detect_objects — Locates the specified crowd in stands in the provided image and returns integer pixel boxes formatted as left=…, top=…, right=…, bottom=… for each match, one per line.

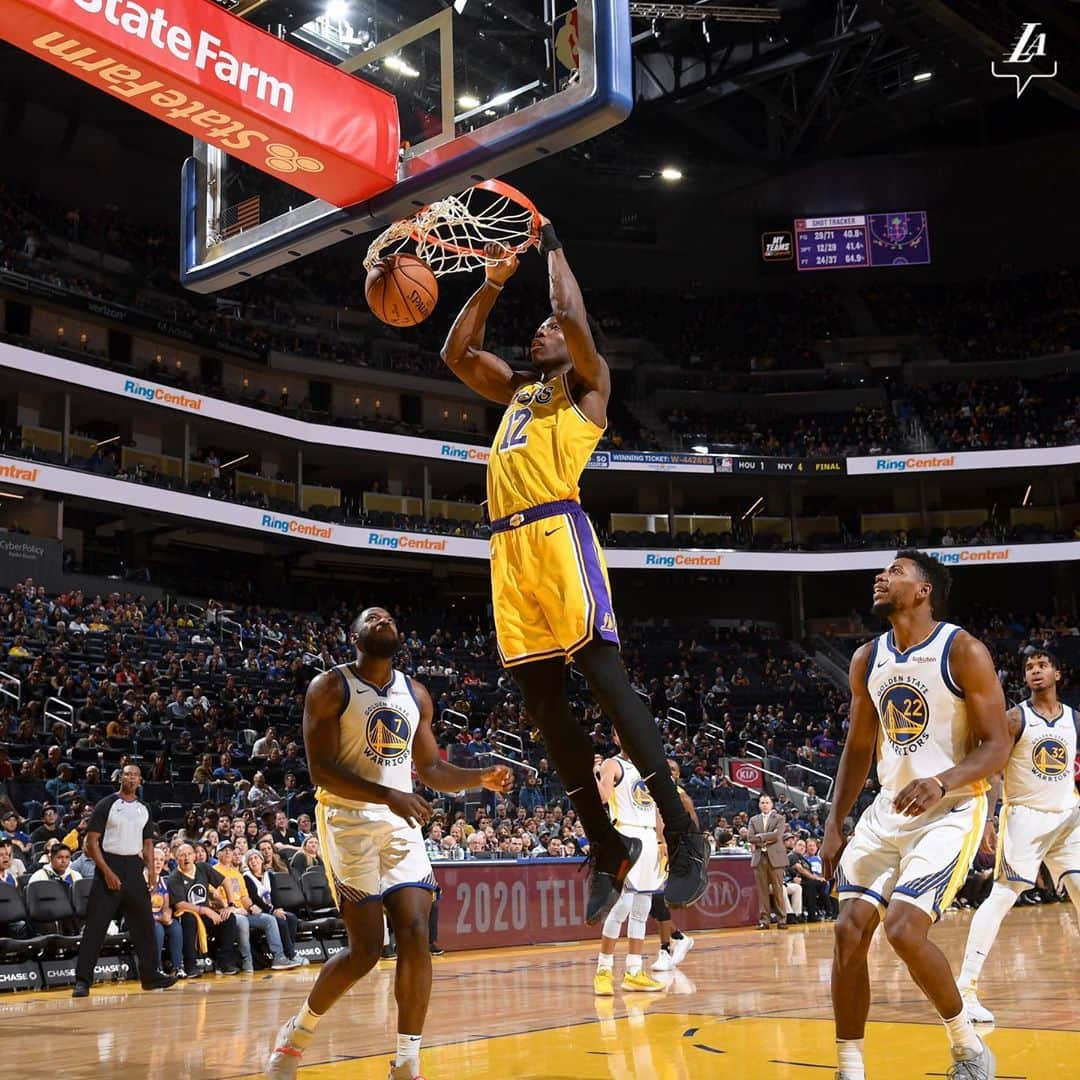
left=4, top=183, right=1079, bottom=465
left=664, top=401, right=901, bottom=457
left=863, top=267, right=1080, bottom=364
left=907, top=374, right=1080, bottom=451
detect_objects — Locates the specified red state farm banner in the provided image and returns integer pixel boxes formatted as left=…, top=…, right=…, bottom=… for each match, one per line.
left=729, top=759, right=764, bottom=790
left=3, top=0, right=400, bottom=207
left=434, top=855, right=758, bottom=951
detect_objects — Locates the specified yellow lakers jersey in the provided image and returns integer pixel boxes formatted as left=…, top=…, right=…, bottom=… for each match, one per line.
left=487, top=373, right=604, bottom=520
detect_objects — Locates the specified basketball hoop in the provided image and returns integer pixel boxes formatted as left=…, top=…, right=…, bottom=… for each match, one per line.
left=363, top=179, right=541, bottom=277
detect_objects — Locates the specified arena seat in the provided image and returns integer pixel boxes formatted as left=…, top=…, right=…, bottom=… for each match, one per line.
left=0, top=882, right=49, bottom=962
left=24, top=881, right=81, bottom=956
left=71, top=878, right=129, bottom=953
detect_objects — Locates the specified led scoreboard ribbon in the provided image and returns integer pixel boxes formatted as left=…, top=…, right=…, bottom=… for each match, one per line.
left=794, top=212, right=930, bottom=272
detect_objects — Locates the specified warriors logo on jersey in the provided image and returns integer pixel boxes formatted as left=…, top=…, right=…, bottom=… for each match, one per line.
left=878, top=678, right=931, bottom=754
left=1031, top=737, right=1070, bottom=779
left=364, top=705, right=412, bottom=767
left=630, top=779, right=655, bottom=811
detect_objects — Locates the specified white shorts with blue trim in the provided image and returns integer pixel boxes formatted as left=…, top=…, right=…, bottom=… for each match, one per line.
left=621, top=824, right=666, bottom=894
left=837, top=790, right=986, bottom=921
left=317, top=803, right=437, bottom=907
left=997, top=803, right=1080, bottom=889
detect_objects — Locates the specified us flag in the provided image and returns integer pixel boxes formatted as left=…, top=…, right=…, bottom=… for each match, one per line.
left=221, top=195, right=261, bottom=238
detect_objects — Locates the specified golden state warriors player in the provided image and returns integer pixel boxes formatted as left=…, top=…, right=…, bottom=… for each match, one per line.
left=593, top=730, right=667, bottom=995
left=266, top=607, right=512, bottom=1080
left=821, top=551, right=1011, bottom=1080
left=441, top=220, right=707, bottom=924
left=958, top=650, right=1080, bottom=1023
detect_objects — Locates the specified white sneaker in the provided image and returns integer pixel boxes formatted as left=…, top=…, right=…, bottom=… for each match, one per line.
left=265, top=1019, right=304, bottom=1079
left=947, top=1036, right=995, bottom=1080
left=962, top=991, right=995, bottom=1024
left=271, top=956, right=302, bottom=970
left=670, top=934, right=694, bottom=966
left=651, top=949, right=675, bottom=972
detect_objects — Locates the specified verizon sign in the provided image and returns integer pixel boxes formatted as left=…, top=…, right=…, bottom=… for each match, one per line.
left=2, top=0, right=400, bottom=206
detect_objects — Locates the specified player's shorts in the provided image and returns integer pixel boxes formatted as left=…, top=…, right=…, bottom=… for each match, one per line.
left=836, top=790, right=986, bottom=921
left=996, top=803, right=1080, bottom=888
left=489, top=500, right=620, bottom=667
left=316, top=803, right=437, bottom=907
left=621, top=825, right=666, bottom=894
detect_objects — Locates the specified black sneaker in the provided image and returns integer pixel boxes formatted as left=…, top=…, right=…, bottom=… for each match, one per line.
left=584, top=834, right=642, bottom=925
left=381, top=945, right=396, bottom=960
left=72, top=981, right=90, bottom=999
left=429, top=945, right=445, bottom=956
left=216, top=966, right=240, bottom=976
left=141, top=973, right=178, bottom=991
left=663, top=830, right=709, bottom=909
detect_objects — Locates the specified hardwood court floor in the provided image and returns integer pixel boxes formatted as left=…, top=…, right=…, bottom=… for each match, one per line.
left=4, top=904, right=1079, bottom=1079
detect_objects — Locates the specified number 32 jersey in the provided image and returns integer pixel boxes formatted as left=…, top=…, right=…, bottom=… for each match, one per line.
left=865, top=621, right=985, bottom=799
left=487, top=373, right=605, bottom=520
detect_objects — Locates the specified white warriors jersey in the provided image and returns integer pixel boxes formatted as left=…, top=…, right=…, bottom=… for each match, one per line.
left=608, top=755, right=658, bottom=831
left=1003, top=700, right=1079, bottom=812
left=316, top=664, right=420, bottom=816
left=866, top=621, right=985, bottom=798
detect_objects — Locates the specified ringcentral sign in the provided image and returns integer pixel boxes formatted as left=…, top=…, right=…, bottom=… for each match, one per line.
left=4, top=0, right=400, bottom=206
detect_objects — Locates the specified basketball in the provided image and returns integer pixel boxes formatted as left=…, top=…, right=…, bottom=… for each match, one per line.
left=365, top=253, right=439, bottom=327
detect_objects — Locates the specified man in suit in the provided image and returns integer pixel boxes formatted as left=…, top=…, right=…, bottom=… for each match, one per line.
left=748, top=793, right=790, bottom=929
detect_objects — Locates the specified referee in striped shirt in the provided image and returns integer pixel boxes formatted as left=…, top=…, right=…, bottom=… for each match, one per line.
left=73, top=764, right=177, bottom=997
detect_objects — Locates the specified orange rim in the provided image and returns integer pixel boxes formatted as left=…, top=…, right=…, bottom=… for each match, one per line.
left=410, top=178, right=541, bottom=258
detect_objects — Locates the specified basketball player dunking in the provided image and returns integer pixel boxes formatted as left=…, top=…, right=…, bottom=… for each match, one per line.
left=441, top=220, right=708, bottom=922
left=265, top=608, right=513, bottom=1080
left=821, top=551, right=1012, bottom=1080
left=958, top=649, right=1080, bottom=1023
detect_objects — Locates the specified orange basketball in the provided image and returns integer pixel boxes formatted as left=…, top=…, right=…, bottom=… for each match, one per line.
left=364, top=253, right=439, bottom=327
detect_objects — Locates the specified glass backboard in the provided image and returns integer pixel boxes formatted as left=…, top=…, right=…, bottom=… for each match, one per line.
left=180, top=0, right=631, bottom=292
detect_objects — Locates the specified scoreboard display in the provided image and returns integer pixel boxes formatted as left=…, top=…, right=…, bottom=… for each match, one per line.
left=793, top=211, right=930, bottom=272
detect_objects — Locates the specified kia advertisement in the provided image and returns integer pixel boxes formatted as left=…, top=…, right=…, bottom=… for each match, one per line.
left=434, top=856, right=757, bottom=951
left=729, top=760, right=764, bottom=790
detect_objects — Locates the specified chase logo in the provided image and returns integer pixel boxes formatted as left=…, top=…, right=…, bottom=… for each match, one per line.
left=1031, top=737, right=1069, bottom=779
left=364, top=706, right=412, bottom=766
left=630, top=778, right=655, bottom=811
left=879, top=682, right=930, bottom=754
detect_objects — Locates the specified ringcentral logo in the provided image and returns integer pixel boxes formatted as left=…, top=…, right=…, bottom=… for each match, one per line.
left=875, top=455, right=956, bottom=472
left=440, top=445, right=489, bottom=463
left=367, top=533, right=448, bottom=553
left=0, top=463, right=39, bottom=482
left=71, top=0, right=295, bottom=113
left=261, top=514, right=333, bottom=540
left=122, top=379, right=203, bottom=411
left=930, top=548, right=1010, bottom=564
left=644, top=553, right=723, bottom=568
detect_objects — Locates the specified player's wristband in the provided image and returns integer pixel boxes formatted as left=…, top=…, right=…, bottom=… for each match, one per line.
left=932, top=776, right=947, bottom=798
left=484, top=280, right=503, bottom=291
left=538, top=222, right=562, bottom=255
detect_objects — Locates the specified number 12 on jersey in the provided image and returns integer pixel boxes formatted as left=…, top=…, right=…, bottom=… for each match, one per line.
left=498, top=407, right=532, bottom=452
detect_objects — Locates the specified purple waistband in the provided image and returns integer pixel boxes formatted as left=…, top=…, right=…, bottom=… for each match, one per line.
left=489, top=500, right=581, bottom=534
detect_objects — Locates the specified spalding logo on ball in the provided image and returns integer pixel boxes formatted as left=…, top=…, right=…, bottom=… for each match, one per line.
left=365, top=253, right=439, bottom=327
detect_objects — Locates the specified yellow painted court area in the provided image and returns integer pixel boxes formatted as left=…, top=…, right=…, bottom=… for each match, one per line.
left=5, top=908, right=1079, bottom=1079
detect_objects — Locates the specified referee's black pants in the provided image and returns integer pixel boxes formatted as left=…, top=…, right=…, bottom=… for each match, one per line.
left=74, top=853, right=160, bottom=986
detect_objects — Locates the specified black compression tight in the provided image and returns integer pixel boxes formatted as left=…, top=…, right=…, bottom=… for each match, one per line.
left=573, top=640, right=692, bottom=837
left=511, top=640, right=693, bottom=850
left=510, top=656, right=619, bottom=847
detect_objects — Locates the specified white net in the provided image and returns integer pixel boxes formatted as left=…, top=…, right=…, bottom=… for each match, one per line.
left=363, top=180, right=538, bottom=278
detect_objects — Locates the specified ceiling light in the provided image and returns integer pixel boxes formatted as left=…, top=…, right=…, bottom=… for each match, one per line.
left=691, top=444, right=709, bottom=455
left=384, top=55, right=419, bottom=78
left=457, top=93, right=480, bottom=110
left=913, top=71, right=933, bottom=82
left=490, top=90, right=514, bottom=107
left=325, top=0, right=348, bottom=19
left=453, top=0, right=469, bottom=12
left=660, top=166, right=683, bottom=182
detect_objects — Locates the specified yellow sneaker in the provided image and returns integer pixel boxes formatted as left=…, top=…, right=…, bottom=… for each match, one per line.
left=594, top=968, right=615, bottom=996
left=621, top=969, right=665, bottom=993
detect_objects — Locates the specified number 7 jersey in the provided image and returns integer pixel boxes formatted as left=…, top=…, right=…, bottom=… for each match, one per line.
left=487, top=373, right=605, bottom=520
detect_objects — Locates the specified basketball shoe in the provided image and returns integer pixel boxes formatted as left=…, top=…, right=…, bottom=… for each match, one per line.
left=961, top=989, right=995, bottom=1024
left=663, top=831, right=709, bottom=908
left=621, top=969, right=665, bottom=993
left=388, top=1062, right=427, bottom=1080
left=946, top=1037, right=996, bottom=1080
left=265, top=1019, right=304, bottom=1079
left=584, top=835, right=642, bottom=925
left=670, top=934, right=694, bottom=966
left=594, top=968, right=615, bottom=996
left=650, top=948, right=675, bottom=972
